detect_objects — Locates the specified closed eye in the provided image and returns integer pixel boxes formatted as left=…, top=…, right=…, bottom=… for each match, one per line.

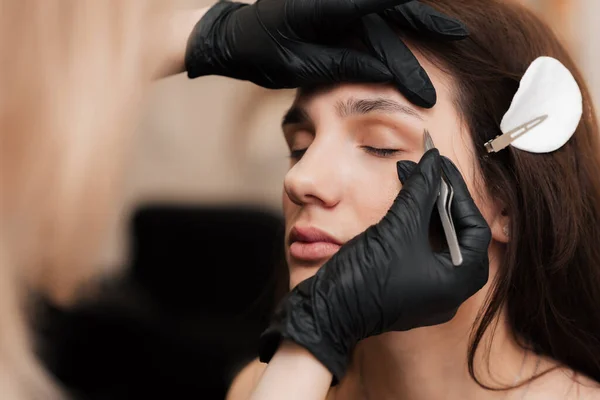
left=362, top=146, right=400, bottom=157
left=291, top=147, right=400, bottom=160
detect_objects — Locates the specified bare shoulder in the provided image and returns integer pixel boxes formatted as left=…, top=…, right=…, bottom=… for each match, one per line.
left=528, top=366, right=600, bottom=400
left=226, top=358, right=268, bottom=400
left=575, top=374, right=600, bottom=399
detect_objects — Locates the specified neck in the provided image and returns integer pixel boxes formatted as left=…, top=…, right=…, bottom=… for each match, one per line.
left=354, top=293, right=539, bottom=400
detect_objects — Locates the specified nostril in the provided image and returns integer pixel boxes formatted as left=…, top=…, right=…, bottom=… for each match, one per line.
left=286, top=191, right=304, bottom=206
left=283, top=180, right=305, bottom=206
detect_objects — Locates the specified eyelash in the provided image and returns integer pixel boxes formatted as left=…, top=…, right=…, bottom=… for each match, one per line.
left=289, top=146, right=400, bottom=160
left=362, top=146, right=400, bottom=157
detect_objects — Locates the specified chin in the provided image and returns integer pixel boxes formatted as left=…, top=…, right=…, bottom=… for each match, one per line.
left=288, top=262, right=325, bottom=289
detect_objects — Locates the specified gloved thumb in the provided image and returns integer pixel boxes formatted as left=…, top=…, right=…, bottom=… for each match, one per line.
left=396, top=160, right=418, bottom=185
left=377, top=149, right=441, bottom=240
left=394, top=149, right=441, bottom=215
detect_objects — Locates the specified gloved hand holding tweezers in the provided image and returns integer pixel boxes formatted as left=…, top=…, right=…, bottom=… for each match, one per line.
left=424, top=130, right=463, bottom=266
left=259, top=150, right=492, bottom=383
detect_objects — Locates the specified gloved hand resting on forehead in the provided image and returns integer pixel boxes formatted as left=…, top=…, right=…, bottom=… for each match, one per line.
left=258, top=150, right=492, bottom=383
left=185, top=0, right=468, bottom=108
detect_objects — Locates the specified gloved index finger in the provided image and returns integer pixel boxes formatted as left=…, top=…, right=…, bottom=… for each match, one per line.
left=359, top=14, right=436, bottom=108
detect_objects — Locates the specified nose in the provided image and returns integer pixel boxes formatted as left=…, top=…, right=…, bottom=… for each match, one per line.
left=284, top=139, right=343, bottom=208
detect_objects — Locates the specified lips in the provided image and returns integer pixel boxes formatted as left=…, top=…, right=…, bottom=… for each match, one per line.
left=288, top=226, right=342, bottom=262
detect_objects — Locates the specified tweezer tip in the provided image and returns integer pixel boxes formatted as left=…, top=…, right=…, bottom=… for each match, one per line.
left=423, top=129, right=435, bottom=151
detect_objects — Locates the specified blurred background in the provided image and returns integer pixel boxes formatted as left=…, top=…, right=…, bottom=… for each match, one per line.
left=102, top=0, right=600, bottom=269
left=42, top=1, right=599, bottom=399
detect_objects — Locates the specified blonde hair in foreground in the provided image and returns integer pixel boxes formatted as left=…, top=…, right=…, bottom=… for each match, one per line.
left=0, top=1, right=167, bottom=397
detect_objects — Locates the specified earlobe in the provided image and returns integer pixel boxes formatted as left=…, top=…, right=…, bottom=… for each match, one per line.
left=490, top=208, right=510, bottom=243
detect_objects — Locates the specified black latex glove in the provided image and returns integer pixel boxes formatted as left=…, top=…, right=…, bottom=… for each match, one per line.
left=185, top=0, right=468, bottom=108
left=359, top=4, right=468, bottom=107
left=259, top=150, right=491, bottom=382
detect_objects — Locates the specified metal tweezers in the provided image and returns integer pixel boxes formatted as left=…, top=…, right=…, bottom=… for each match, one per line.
left=423, top=130, right=463, bottom=266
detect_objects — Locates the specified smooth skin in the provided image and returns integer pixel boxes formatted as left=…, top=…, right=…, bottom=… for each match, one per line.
left=161, top=1, right=572, bottom=400
left=227, top=48, right=600, bottom=400
left=160, top=3, right=477, bottom=400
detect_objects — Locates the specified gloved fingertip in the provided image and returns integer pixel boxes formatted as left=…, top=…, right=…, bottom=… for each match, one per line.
left=419, top=148, right=442, bottom=182
left=429, top=15, right=469, bottom=39
left=390, top=2, right=469, bottom=41
left=398, top=81, right=437, bottom=108
left=417, top=87, right=437, bottom=109
left=422, top=147, right=440, bottom=164
left=396, top=160, right=418, bottom=184
left=394, top=148, right=441, bottom=222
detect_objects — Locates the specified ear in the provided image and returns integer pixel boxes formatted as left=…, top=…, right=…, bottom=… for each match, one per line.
left=489, top=206, right=510, bottom=244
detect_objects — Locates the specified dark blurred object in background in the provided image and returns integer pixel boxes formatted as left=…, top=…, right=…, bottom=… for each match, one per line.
left=36, top=205, right=286, bottom=400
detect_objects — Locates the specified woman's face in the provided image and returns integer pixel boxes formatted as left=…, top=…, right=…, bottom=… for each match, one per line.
left=281, top=56, right=497, bottom=288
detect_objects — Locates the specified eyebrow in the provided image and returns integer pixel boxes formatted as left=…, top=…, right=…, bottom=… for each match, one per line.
left=336, top=97, right=424, bottom=121
left=281, top=96, right=424, bottom=128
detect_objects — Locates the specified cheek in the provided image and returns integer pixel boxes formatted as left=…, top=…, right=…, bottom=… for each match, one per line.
left=355, top=165, right=402, bottom=227
left=280, top=165, right=400, bottom=225
left=468, top=181, right=494, bottom=222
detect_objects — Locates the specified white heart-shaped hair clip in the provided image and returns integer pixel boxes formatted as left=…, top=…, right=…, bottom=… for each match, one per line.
left=484, top=56, right=583, bottom=153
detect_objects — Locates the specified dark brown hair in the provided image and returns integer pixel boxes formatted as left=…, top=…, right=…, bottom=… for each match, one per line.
left=398, top=0, right=600, bottom=386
